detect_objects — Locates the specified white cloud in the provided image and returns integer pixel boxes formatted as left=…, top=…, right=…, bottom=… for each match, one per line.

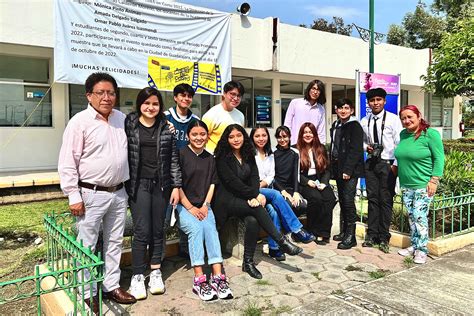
left=306, top=5, right=362, bottom=19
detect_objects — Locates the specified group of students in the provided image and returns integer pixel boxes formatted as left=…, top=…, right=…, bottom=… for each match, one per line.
left=59, top=72, right=444, bottom=311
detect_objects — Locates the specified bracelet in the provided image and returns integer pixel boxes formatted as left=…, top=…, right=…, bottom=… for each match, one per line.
left=429, top=179, right=439, bottom=185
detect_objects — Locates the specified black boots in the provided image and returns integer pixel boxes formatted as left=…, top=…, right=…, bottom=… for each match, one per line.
left=337, top=223, right=357, bottom=250
left=277, top=235, right=303, bottom=256
left=242, top=258, right=262, bottom=279
left=333, top=218, right=346, bottom=241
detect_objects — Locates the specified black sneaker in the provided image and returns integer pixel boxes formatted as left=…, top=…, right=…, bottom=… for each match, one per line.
left=379, top=241, right=390, bottom=253
left=292, top=230, right=316, bottom=244
left=269, top=248, right=286, bottom=261
left=362, top=237, right=379, bottom=248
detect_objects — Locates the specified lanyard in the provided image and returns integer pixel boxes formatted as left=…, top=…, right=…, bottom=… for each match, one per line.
left=368, top=110, right=387, bottom=145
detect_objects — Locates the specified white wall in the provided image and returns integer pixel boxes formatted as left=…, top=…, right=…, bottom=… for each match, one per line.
left=0, top=44, right=66, bottom=171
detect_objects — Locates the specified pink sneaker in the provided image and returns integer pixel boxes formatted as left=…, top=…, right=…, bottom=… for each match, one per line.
left=413, top=250, right=427, bottom=264
left=398, top=246, right=415, bottom=257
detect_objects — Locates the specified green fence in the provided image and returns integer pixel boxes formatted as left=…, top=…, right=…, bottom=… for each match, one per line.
left=0, top=212, right=104, bottom=315
left=357, top=191, right=474, bottom=239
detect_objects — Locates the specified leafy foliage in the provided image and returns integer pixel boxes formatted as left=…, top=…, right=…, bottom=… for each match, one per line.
left=301, top=16, right=352, bottom=36
left=422, top=12, right=474, bottom=97
left=387, top=2, right=446, bottom=49
left=438, top=149, right=474, bottom=194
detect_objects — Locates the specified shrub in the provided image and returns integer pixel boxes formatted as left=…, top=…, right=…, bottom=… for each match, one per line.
left=443, top=138, right=474, bottom=153
left=439, top=150, right=474, bottom=194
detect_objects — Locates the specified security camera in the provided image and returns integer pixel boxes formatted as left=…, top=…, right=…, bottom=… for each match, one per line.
left=237, top=2, right=251, bottom=16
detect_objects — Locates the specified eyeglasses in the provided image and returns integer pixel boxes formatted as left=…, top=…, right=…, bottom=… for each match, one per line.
left=227, top=92, right=242, bottom=99
left=91, top=91, right=117, bottom=98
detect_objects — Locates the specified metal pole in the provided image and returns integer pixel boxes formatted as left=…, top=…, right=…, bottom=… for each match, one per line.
left=369, top=0, right=374, bottom=72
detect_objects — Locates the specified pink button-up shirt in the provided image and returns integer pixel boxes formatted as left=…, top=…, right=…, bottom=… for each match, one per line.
left=284, top=98, right=326, bottom=145
left=58, top=104, right=129, bottom=205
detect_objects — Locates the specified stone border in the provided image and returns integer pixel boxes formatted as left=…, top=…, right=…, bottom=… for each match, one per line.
left=356, top=223, right=474, bottom=256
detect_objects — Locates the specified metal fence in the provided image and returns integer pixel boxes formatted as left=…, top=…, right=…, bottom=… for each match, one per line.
left=357, top=191, right=474, bottom=239
left=0, top=212, right=104, bottom=315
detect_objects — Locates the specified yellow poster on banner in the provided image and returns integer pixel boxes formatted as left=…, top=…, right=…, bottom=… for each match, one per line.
left=147, top=56, right=222, bottom=94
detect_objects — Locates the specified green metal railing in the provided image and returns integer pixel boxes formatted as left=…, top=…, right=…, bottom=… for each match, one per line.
left=357, top=191, right=474, bottom=239
left=0, top=212, right=104, bottom=315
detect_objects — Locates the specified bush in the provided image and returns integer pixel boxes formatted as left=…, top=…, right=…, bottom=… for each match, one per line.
left=439, top=150, right=474, bottom=194
left=443, top=138, right=474, bottom=153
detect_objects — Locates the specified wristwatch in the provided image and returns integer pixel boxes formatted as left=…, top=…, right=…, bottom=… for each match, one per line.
left=204, top=202, right=211, bottom=208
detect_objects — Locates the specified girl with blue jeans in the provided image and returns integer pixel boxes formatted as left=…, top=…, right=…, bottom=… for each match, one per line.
left=251, top=127, right=316, bottom=261
left=176, top=120, right=233, bottom=301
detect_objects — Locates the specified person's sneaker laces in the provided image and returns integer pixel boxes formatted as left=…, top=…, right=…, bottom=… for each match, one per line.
left=129, top=274, right=147, bottom=300
left=413, top=250, right=427, bottom=264
left=211, top=274, right=233, bottom=299
left=291, top=230, right=316, bottom=244
left=398, top=246, right=415, bottom=257
left=149, top=269, right=165, bottom=295
left=192, top=275, right=217, bottom=301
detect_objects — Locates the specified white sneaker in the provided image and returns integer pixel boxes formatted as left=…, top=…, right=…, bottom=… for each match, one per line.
left=413, top=250, right=427, bottom=264
left=398, top=246, right=415, bottom=257
left=210, top=274, right=233, bottom=299
left=149, top=269, right=165, bottom=295
left=130, top=274, right=147, bottom=300
left=193, top=275, right=217, bottom=301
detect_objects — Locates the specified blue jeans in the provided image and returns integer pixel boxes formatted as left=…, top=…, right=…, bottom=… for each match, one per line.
left=260, top=188, right=303, bottom=250
left=176, top=204, right=223, bottom=267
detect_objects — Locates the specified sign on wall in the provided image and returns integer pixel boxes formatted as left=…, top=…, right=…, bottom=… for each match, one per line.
left=357, top=71, right=401, bottom=118
left=54, top=0, right=231, bottom=94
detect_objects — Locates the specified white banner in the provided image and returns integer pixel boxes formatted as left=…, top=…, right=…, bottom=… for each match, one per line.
left=54, top=0, right=232, bottom=94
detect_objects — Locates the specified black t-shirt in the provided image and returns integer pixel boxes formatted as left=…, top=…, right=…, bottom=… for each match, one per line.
left=138, top=121, right=158, bottom=179
left=180, top=146, right=218, bottom=207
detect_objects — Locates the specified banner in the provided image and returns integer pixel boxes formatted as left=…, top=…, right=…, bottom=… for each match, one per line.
left=358, top=72, right=400, bottom=118
left=54, top=0, right=231, bottom=94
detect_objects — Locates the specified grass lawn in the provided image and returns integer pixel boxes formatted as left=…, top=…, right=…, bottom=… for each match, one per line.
left=0, top=199, right=69, bottom=236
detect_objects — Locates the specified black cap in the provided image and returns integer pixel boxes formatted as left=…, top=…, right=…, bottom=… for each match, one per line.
left=366, top=88, right=387, bottom=100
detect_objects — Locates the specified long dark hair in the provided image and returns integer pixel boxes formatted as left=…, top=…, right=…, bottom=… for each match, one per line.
left=215, top=124, right=255, bottom=163
left=135, top=87, right=165, bottom=120
left=304, top=79, right=326, bottom=104
left=399, top=105, right=430, bottom=140
left=250, top=126, right=272, bottom=156
left=296, top=122, right=329, bottom=173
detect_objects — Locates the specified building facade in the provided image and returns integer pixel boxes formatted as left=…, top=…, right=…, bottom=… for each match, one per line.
left=0, top=0, right=461, bottom=172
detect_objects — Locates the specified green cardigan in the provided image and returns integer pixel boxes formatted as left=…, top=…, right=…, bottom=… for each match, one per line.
left=394, top=128, right=445, bottom=189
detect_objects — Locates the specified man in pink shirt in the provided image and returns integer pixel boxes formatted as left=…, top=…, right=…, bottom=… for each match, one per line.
left=58, top=72, right=136, bottom=312
left=284, top=79, right=327, bottom=145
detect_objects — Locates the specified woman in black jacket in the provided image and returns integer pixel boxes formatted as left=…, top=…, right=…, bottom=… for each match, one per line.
left=125, top=87, right=181, bottom=300
left=296, top=122, right=336, bottom=245
left=214, top=124, right=302, bottom=279
left=330, top=98, right=364, bottom=249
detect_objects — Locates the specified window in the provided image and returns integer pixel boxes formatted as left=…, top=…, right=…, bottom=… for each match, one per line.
left=401, top=90, right=409, bottom=107
left=0, top=56, right=51, bottom=127
left=331, top=85, right=355, bottom=114
left=430, top=95, right=443, bottom=127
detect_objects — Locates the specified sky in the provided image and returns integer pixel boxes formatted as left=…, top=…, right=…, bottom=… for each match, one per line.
left=178, top=0, right=434, bottom=38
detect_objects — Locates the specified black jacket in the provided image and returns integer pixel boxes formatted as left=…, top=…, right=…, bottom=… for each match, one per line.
left=329, top=118, right=364, bottom=179
left=299, top=148, right=332, bottom=186
left=273, top=146, right=300, bottom=194
left=213, top=154, right=260, bottom=228
left=125, top=112, right=182, bottom=201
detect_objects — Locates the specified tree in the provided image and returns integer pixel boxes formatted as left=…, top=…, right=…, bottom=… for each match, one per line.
left=422, top=12, right=474, bottom=97
left=307, top=16, right=353, bottom=36
left=387, top=2, right=446, bottom=49
left=387, top=24, right=407, bottom=46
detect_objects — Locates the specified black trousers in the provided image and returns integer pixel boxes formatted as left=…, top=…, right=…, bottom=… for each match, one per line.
left=364, top=160, right=396, bottom=242
left=227, top=198, right=283, bottom=260
left=300, top=176, right=337, bottom=238
left=129, top=178, right=169, bottom=275
left=336, top=177, right=359, bottom=227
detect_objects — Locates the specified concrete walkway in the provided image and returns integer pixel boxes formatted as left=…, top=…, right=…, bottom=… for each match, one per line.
left=102, top=241, right=474, bottom=315
left=118, top=234, right=428, bottom=315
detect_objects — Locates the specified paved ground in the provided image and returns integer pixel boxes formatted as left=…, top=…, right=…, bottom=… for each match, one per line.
left=101, top=241, right=474, bottom=315
left=110, top=233, right=425, bottom=315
